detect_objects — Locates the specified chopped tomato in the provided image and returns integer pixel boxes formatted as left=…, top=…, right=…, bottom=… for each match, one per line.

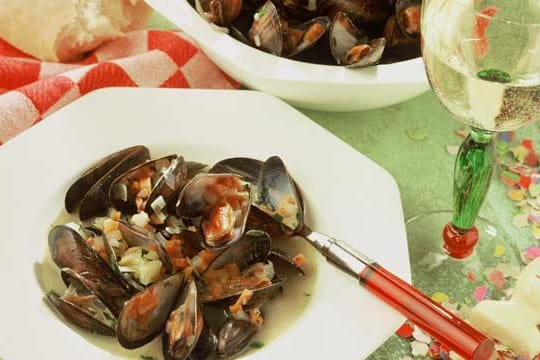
left=126, top=287, right=158, bottom=327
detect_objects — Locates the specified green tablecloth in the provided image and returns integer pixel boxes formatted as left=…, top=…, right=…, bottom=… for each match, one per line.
left=148, top=12, right=539, bottom=359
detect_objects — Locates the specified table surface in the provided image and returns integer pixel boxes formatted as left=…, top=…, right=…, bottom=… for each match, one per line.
left=148, top=13, right=539, bottom=360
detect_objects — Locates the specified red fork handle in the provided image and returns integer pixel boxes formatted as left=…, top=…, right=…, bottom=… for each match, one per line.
left=359, top=263, right=495, bottom=360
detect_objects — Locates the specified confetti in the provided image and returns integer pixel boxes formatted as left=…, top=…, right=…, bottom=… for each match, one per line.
left=523, top=246, right=540, bottom=261
left=508, top=189, right=525, bottom=202
left=412, top=326, right=432, bottom=344
left=530, top=184, right=540, bottom=197
left=512, top=213, right=529, bottom=229
left=494, top=244, right=506, bottom=257
left=431, top=292, right=450, bottom=304
left=467, top=271, right=477, bottom=282
left=396, top=322, right=414, bottom=338
left=497, top=132, right=515, bottom=142
left=428, top=342, right=442, bottom=358
left=487, top=269, right=506, bottom=290
left=473, top=285, right=491, bottom=302
left=407, top=128, right=428, bottom=141
left=411, top=341, right=430, bottom=357
left=500, top=170, right=521, bottom=187
left=455, top=127, right=470, bottom=138
left=446, top=145, right=460, bottom=156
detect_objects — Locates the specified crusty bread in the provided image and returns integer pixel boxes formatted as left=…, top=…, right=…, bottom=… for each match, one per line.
left=0, top=0, right=152, bottom=62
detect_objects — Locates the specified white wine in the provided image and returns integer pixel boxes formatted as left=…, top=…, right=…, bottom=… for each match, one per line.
left=421, top=0, right=540, bottom=131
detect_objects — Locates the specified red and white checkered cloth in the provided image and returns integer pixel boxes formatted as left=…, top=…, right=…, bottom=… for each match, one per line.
left=0, top=29, right=239, bottom=145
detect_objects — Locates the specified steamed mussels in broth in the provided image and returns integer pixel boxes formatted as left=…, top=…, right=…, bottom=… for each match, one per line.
left=43, top=145, right=311, bottom=359
left=190, top=0, right=421, bottom=66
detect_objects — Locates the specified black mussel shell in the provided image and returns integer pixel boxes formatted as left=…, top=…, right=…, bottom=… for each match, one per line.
left=78, top=146, right=150, bottom=221
left=102, top=232, right=145, bottom=292
left=395, top=0, right=421, bottom=39
left=196, top=0, right=243, bottom=26
left=200, top=274, right=285, bottom=308
left=109, top=155, right=177, bottom=214
left=283, top=16, right=330, bottom=57
left=257, top=156, right=302, bottom=232
left=65, top=145, right=149, bottom=213
left=162, top=279, right=203, bottom=360
left=145, top=156, right=188, bottom=225
left=329, top=12, right=368, bottom=64
left=117, top=273, right=184, bottom=349
left=189, top=323, right=218, bottom=360
left=209, top=157, right=263, bottom=184
left=46, top=292, right=116, bottom=336
left=248, top=1, right=283, bottom=56
left=269, top=247, right=306, bottom=276
left=207, top=230, right=272, bottom=272
left=48, top=225, right=131, bottom=316
left=217, top=319, right=259, bottom=358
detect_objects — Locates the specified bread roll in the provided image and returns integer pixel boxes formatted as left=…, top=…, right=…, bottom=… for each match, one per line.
left=0, top=0, right=153, bottom=62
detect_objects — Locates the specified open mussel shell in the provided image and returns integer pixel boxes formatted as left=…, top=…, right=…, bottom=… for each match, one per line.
left=208, top=230, right=272, bottom=271
left=117, top=273, right=184, bottom=349
left=395, top=0, right=421, bottom=39
left=65, top=145, right=149, bottom=213
left=145, top=156, right=188, bottom=225
left=48, top=225, right=132, bottom=316
left=46, top=292, right=117, bottom=336
left=257, top=156, right=302, bottom=232
left=217, top=319, right=259, bottom=358
left=176, top=173, right=252, bottom=248
left=189, top=323, right=218, bottom=360
left=195, top=0, right=243, bottom=27
left=269, top=247, right=306, bottom=276
left=77, top=146, right=150, bottom=221
left=283, top=16, right=330, bottom=57
left=329, top=12, right=386, bottom=67
left=248, top=1, right=283, bottom=56
left=162, top=279, right=203, bottom=360
left=200, top=275, right=285, bottom=308
left=209, top=157, right=263, bottom=184
left=109, top=155, right=180, bottom=215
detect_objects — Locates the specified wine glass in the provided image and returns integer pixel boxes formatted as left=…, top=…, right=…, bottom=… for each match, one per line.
left=407, top=0, right=540, bottom=310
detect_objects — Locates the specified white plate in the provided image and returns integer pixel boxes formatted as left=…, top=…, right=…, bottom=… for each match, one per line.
left=145, top=0, right=429, bottom=112
left=0, top=88, right=410, bottom=359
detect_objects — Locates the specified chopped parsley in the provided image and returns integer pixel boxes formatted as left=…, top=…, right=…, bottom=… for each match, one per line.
left=141, top=248, right=149, bottom=257
left=272, top=213, right=284, bottom=222
left=303, top=292, right=312, bottom=297
left=249, top=341, right=265, bottom=349
left=140, top=355, right=155, bottom=360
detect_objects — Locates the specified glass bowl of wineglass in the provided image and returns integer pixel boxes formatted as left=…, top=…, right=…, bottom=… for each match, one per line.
left=408, top=0, right=540, bottom=327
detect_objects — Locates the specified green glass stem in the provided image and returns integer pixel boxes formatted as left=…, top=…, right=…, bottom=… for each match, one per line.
left=452, top=128, right=495, bottom=230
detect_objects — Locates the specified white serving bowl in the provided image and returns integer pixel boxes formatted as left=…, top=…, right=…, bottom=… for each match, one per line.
left=146, top=0, right=430, bottom=112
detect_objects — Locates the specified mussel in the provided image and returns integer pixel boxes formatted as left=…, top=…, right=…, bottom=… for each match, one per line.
left=67, top=146, right=150, bottom=221
left=162, top=278, right=203, bottom=360
left=195, top=0, right=243, bottom=27
left=117, top=273, right=184, bottom=349
left=109, top=155, right=187, bottom=225
left=48, top=225, right=132, bottom=316
left=217, top=319, right=259, bottom=358
left=329, top=12, right=386, bottom=67
left=46, top=268, right=117, bottom=336
left=248, top=1, right=330, bottom=57
left=176, top=173, right=252, bottom=248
